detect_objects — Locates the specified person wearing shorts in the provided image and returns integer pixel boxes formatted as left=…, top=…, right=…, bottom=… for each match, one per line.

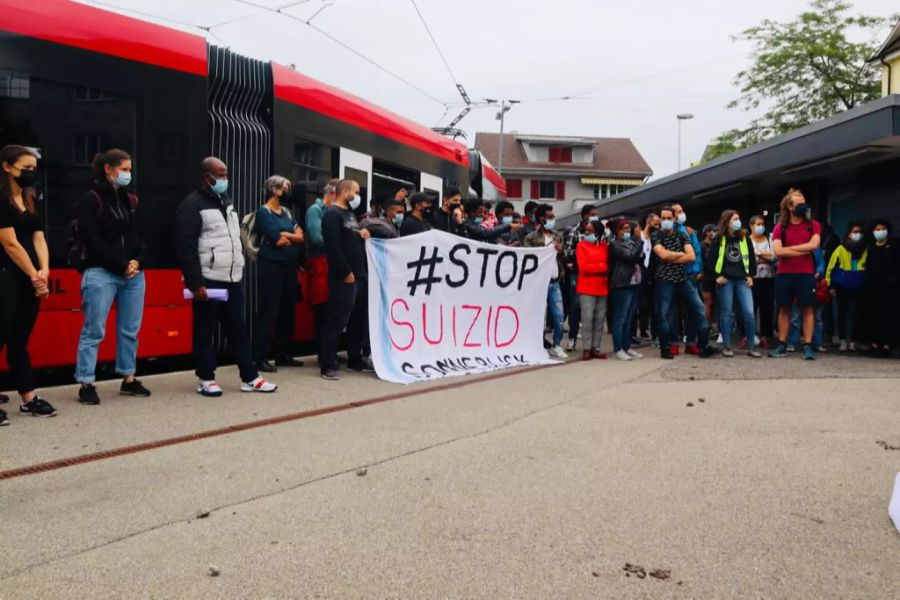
left=769, top=189, right=821, bottom=360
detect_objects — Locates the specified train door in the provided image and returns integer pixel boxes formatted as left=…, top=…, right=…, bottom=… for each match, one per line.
left=420, top=172, right=443, bottom=203
left=339, top=147, right=371, bottom=205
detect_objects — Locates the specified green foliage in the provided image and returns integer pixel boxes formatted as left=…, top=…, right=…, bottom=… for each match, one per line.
left=704, top=0, right=895, bottom=162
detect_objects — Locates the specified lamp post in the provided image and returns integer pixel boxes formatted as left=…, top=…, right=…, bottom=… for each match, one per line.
left=676, top=113, right=694, bottom=172
left=493, top=99, right=519, bottom=175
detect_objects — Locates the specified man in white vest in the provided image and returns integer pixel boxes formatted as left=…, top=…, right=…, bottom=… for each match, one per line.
left=176, top=157, right=277, bottom=397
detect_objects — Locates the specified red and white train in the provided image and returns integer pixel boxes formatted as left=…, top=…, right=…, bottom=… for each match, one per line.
left=0, top=0, right=505, bottom=375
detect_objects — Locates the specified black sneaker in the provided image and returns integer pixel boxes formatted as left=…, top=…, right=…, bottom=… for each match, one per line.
left=699, top=346, right=721, bottom=359
left=660, top=349, right=675, bottom=360
left=78, top=384, right=101, bottom=405
left=347, top=358, right=375, bottom=373
left=0, top=409, right=9, bottom=426
left=320, top=369, right=339, bottom=381
left=120, top=379, right=151, bottom=397
left=256, top=360, right=278, bottom=373
left=20, top=397, right=57, bottom=417
left=276, top=356, right=304, bottom=367
left=0, top=393, right=8, bottom=404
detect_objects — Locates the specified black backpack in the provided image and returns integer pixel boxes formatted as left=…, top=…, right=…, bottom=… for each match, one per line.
left=68, top=189, right=138, bottom=273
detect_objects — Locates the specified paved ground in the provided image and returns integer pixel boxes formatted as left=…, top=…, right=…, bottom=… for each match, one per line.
left=1, top=346, right=898, bottom=599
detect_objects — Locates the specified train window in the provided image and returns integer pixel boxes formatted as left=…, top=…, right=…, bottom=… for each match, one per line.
left=292, top=139, right=333, bottom=210
left=72, top=133, right=111, bottom=167
left=0, top=70, right=30, bottom=99
left=73, top=86, right=112, bottom=102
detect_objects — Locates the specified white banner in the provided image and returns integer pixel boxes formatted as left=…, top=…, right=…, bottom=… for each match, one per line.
left=366, top=229, right=559, bottom=384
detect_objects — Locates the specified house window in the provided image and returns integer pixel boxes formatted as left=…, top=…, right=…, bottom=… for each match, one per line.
left=548, top=146, right=573, bottom=163
left=592, top=185, right=601, bottom=200
left=539, top=180, right=557, bottom=199
left=506, top=178, right=523, bottom=198
left=0, top=70, right=29, bottom=99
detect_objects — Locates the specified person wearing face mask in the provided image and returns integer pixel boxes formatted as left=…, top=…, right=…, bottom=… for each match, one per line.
left=769, top=188, right=821, bottom=360
left=493, top=201, right=519, bottom=246
left=176, top=157, right=277, bottom=396
left=633, top=212, right=660, bottom=345
left=706, top=210, right=760, bottom=358
left=563, top=205, right=600, bottom=352
left=304, top=178, right=339, bottom=365
left=252, top=175, right=305, bottom=373
left=609, top=220, right=644, bottom=361
left=573, top=222, right=610, bottom=360
left=0, top=144, right=55, bottom=421
left=863, top=218, right=897, bottom=357
left=462, top=198, right=519, bottom=243
left=399, top=192, right=433, bottom=237
left=361, top=198, right=405, bottom=239
left=699, top=224, right=717, bottom=333
left=671, top=203, right=705, bottom=354
left=320, top=179, right=373, bottom=380
left=825, top=222, right=867, bottom=352
left=523, top=204, right=568, bottom=359
left=651, top=206, right=718, bottom=360
left=74, top=149, right=151, bottom=406
left=749, top=215, right=775, bottom=348
left=431, top=188, right=463, bottom=235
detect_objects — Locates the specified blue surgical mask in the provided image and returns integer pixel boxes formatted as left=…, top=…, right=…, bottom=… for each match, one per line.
left=677, top=213, right=687, bottom=225
left=585, top=233, right=598, bottom=243
left=753, top=225, right=766, bottom=236
left=661, top=220, right=675, bottom=231
left=589, top=216, right=600, bottom=223
left=349, top=194, right=361, bottom=210
left=210, top=177, right=228, bottom=196
left=730, top=220, right=742, bottom=232
left=502, top=216, right=513, bottom=225
left=114, top=171, right=132, bottom=187
left=544, top=219, right=556, bottom=230
left=473, top=217, right=483, bottom=225
left=622, top=232, right=632, bottom=240
left=393, top=213, right=404, bottom=225
left=874, top=229, right=888, bottom=241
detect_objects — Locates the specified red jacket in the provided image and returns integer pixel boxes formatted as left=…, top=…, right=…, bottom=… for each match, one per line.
left=575, top=240, right=609, bottom=296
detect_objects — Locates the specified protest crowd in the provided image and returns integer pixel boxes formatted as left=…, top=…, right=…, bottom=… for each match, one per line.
left=1, top=146, right=899, bottom=425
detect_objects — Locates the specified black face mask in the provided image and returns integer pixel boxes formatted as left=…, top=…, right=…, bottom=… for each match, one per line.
left=14, top=170, right=37, bottom=188
left=793, top=204, right=809, bottom=218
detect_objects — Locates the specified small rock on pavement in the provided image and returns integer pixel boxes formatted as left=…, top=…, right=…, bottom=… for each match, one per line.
left=207, top=564, right=220, bottom=577
left=195, top=508, right=211, bottom=519
left=649, top=569, right=671, bottom=580
left=686, top=402, right=694, bottom=407
left=698, top=397, right=706, bottom=403
left=356, top=468, right=368, bottom=477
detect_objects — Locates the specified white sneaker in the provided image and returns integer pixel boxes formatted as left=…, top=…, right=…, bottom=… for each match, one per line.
left=839, top=340, right=848, bottom=352
left=197, top=380, right=223, bottom=397
left=241, top=377, right=278, bottom=393
left=626, top=349, right=643, bottom=359
left=848, top=341, right=857, bottom=352
left=722, top=348, right=735, bottom=358
left=549, top=345, right=568, bottom=359
left=615, top=349, right=632, bottom=361
left=565, top=339, right=577, bottom=352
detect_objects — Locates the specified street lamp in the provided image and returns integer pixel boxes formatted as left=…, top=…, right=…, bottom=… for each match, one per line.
left=494, top=99, right=519, bottom=176
left=676, top=113, right=694, bottom=172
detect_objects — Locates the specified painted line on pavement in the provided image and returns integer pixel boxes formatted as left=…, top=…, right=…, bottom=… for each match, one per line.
left=0, top=361, right=572, bottom=481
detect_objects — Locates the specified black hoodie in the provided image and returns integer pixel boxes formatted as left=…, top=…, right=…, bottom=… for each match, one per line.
left=79, top=179, right=145, bottom=275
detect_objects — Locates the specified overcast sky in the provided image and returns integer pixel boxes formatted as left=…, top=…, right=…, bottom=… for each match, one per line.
left=80, top=0, right=898, bottom=179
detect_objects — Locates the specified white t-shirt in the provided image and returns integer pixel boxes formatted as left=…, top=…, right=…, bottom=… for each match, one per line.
left=544, top=233, right=559, bottom=279
left=751, top=235, right=775, bottom=278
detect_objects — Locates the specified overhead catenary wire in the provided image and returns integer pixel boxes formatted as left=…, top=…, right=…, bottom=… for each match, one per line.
left=408, top=0, right=461, bottom=92
left=234, top=0, right=450, bottom=108
left=80, top=0, right=225, bottom=42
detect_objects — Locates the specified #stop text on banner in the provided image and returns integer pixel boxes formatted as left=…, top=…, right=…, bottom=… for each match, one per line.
left=366, top=229, right=559, bottom=384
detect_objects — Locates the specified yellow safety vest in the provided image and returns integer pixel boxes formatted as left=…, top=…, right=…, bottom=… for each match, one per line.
left=715, top=235, right=750, bottom=275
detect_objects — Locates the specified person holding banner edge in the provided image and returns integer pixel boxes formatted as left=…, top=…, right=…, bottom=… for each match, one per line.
left=523, top=204, right=568, bottom=360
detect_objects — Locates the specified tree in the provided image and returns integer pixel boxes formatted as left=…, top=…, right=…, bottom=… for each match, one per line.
left=703, top=0, right=895, bottom=162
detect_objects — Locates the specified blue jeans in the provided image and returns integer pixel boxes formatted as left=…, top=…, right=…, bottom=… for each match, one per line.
left=547, top=281, right=565, bottom=346
left=567, top=275, right=581, bottom=342
left=789, top=304, right=823, bottom=348
left=610, top=286, right=640, bottom=352
left=655, top=279, right=709, bottom=350
left=717, top=279, right=756, bottom=350
left=75, top=268, right=146, bottom=383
